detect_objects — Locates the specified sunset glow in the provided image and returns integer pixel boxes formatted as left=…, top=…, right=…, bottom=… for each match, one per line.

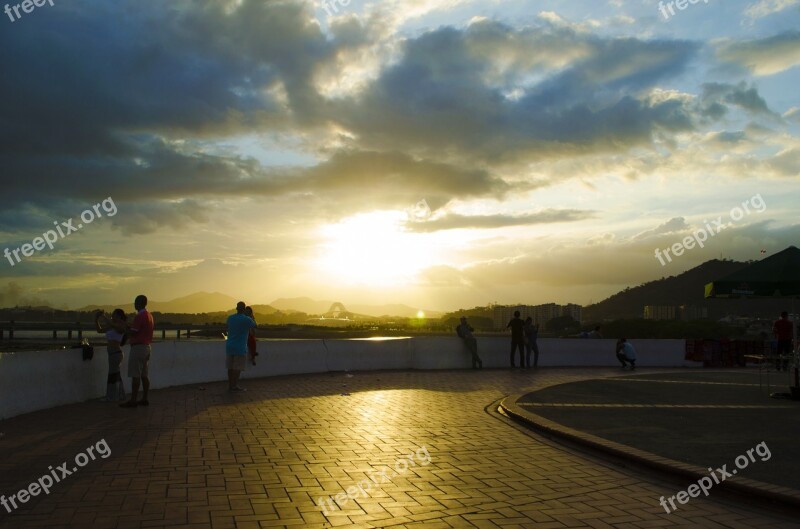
left=0, top=0, right=798, bottom=311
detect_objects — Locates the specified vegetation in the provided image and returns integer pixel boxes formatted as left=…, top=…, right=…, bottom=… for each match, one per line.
left=570, top=319, right=746, bottom=340
left=582, top=259, right=749, bottom=321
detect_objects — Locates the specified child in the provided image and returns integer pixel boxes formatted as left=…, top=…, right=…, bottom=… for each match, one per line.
left=245, top=306, right=259, bottom=366
left=94, top=309, right=128, bottom=401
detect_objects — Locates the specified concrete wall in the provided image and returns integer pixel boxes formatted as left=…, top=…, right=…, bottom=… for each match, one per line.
left=0, top=337, right=696, bottom=420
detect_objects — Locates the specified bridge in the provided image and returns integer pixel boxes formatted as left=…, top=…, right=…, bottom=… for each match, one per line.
left=322, top=301, right=351, bottom=319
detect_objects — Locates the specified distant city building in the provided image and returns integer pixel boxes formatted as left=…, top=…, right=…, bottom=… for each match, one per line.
left=679, top=305, right=708, bottom=321
left=643, top=305, right=708, bottom=321
left=492, top=303, right=582, bottom=329
left=643, top=305, right=676, bottom=320
left=562, top=303, right=583, bottom=322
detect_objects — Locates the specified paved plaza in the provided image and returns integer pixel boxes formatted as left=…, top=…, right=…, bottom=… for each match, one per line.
left=1, top=367, right=798, bottom=528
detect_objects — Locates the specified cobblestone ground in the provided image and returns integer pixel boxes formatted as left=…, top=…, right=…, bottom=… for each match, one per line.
left=0, top=368, right=796, bottom=528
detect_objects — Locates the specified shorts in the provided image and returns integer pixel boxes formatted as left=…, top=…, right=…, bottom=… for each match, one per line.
left=226, top=354, right=246, bottom=371
left=128, top=344, right=151, bottom=378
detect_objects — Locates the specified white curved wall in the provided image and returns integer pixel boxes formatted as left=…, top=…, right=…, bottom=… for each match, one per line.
left=0, top=337, right=695, bottom=420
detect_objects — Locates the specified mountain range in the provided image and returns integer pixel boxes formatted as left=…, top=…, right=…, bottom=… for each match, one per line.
left=79, top=293, right=443, bottom=318
left=33, top=253, right=799, bottom=321
left=582, top=258, right=788, bottom=321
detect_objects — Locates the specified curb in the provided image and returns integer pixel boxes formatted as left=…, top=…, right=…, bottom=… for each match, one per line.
left=500, top=394, right=800, bottom=513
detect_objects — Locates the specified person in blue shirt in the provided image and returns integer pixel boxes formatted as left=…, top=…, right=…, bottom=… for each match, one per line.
left=226, top=301, right=257, bottom=391
left=615, top=338, right=637, bottom=370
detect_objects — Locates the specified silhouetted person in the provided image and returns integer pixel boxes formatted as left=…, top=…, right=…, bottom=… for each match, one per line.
left=773, top=311, right=793, bottom=371
left=95, top=308, right=127, bottom=402
left=507, top=310, right=525, bottom=368
left=120, top=295, right=154, bottom=407
left=615, top=338, right=636, bottom=370
left=456, top=316, right=482, bottom=369
left=524, top=316, right=540, bottom=369
left=588, top=325, right=603, bottom=338
left=226, top=301, right=256, bottom=391
left=245, top=306, right=259, bottom=366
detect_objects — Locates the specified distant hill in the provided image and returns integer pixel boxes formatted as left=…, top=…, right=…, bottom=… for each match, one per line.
left=269, top=297, right=443, bottom=318
left=583, top=259, right=751, bottom=321
left=248, top=304, right=279, bottom=315
left=68, top=293, right=440, bottom=320
left=269, top=297, right=333, bottom=315
left=80, top=291, right=242, bottom=314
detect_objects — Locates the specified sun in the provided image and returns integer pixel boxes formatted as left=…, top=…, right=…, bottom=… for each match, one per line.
left=315, top=211, right=435, bottom=287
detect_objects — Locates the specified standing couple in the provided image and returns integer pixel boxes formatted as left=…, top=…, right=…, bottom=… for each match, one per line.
left=95, top=294, right=154, bottom=407
left=225, top=302, right=260, bottom=391
left=507, top=311, right=540, bottom=369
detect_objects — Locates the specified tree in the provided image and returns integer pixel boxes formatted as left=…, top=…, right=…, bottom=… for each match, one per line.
left=546, top=315, right=579, bottom=332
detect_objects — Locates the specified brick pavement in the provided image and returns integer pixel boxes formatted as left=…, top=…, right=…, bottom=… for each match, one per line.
left=0, top=368, right=797, bottom=528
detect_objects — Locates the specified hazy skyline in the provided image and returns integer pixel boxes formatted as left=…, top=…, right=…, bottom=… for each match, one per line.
left=1, top=0, right=799, bottom=311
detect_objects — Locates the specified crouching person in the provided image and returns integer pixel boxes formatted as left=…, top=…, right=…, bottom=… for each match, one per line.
left=615, top=338, right=637, bottom=370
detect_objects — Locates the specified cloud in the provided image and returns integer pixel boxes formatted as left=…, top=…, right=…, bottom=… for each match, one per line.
left=0, top=0, right=797, bottom=312
left=765, top=148, right=800, bottom=176
left=717, top=31, right=800, bottom=76
left=337, top=20, right=700, bottom=166
left=699, top=82, right=776, bottom=117
left=405, top=209, right=596, bottom=232
left=632, top=217, right=690, bottom=241
left=743, top=0, right=799, bottom=21
left=0, top=3, right=723, bottom=233
left=783, top=106, right=800, bottom=122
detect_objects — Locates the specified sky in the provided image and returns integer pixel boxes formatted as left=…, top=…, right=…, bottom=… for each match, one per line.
left=0, top=0, right=798, bottom=312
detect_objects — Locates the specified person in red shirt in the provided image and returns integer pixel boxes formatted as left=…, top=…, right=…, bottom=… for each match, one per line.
left=120, top=294, right=154, bottom=407
left=772, top=311, right=793, bottom=371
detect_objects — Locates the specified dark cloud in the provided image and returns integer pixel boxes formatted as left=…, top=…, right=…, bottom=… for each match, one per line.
left=405, top=209, right=595, bottom=232
left=700, top=82, right=776, bottom=117
left=708, top=131, right=747, bottom=144
left=338, top=20, right=700, bottom=163
left=284, top=150, right=511, bottom=208
left=0, top=1, right=772, bottom=239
